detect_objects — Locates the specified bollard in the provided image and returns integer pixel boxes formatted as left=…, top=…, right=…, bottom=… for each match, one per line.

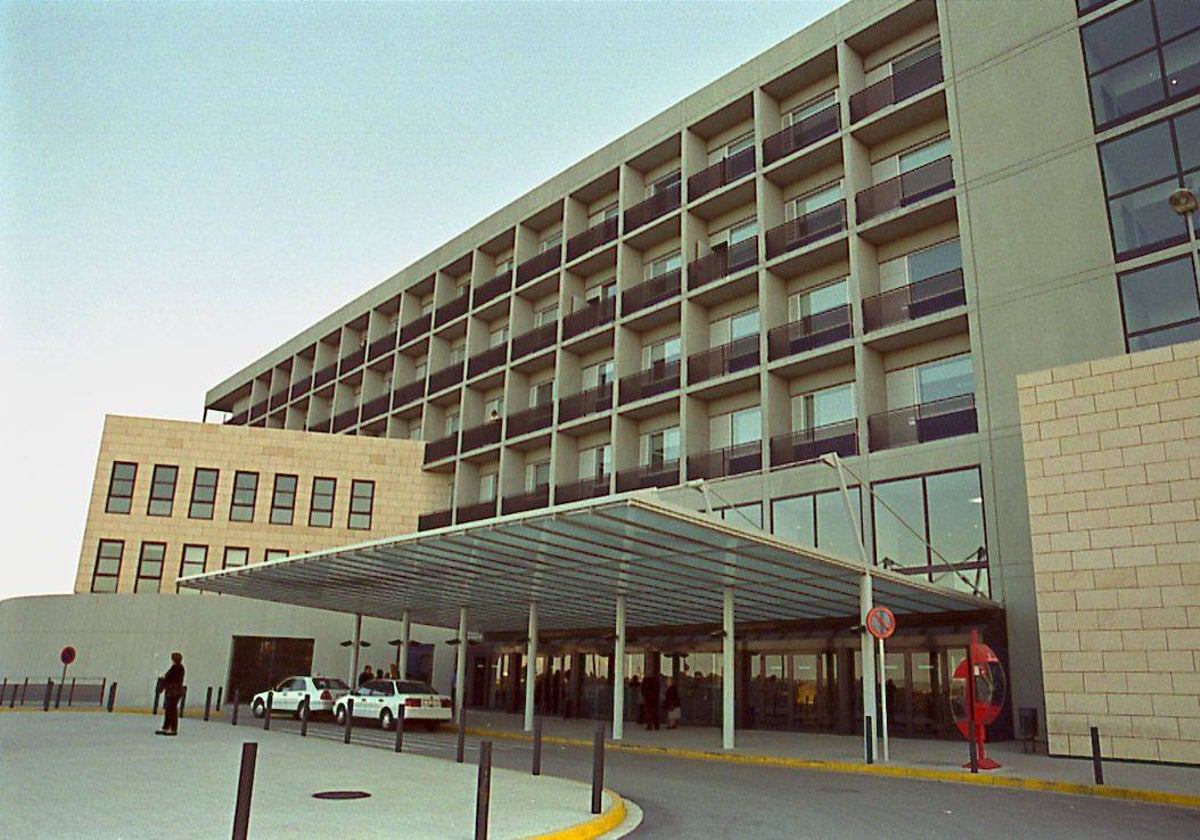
left=98, top=678, right=107, bottom=708
left=590, top=723, right=605, bottom=815
left=20, top=677, right=29, bottom=707
left=456, top=705, right=467, bottom=763
left=43, top=680, right=54, bottom=712
left=180, top=686, right=188, bottom=718
left=231, top=690, right=240, bottom=726
left=216, top=686, right=224, bottom=710
left=300, top=696, right=310, bottom=737
left=394, top=706, right=405, bottom=753
left=864, top=716, right=874, bottom=765
left=1, top=677, right=6, bottom=706
left=475, top=741, right=493, bottom=840
left=968, top=730, right=979, bottom=774
left=68, top=677, right=77, bottom=707
left=264, top=692, right=273, bottom=732
left=204, top=687, right=213, bottom=722
left=107, top=682, right=118, bottom=712
left=1090, top=726, right=1104, bottom=785
left=231, top=742, right=258, bottom=840
left=55, top=679, right=64, bottom=709
left=343, top=699, right=354, bottom=744
left=532, top=716, right=543, bottom=776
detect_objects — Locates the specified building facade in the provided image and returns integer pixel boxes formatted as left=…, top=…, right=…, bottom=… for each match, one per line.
left=195, top=0, right=1199, bottom=758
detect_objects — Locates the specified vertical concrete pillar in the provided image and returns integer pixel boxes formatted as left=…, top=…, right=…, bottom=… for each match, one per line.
left=612, top=595, right=626, bottom=742
left=860, top=572, right=878, bottom=761
left=524, top=602, right=538, bottom=732
left=349, top=613, right=363, bottom=691
left=723, top=587, right=735, bottom=751
left=456, top=607, right=468, bottom=723
left=399, top=610, right=412, bottom=680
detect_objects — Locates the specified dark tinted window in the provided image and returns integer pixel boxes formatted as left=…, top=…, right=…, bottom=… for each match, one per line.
left=1119, top=255, right=1200, bottom=350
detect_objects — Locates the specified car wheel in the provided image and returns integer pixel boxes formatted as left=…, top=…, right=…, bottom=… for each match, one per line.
left=380, top=708, right=394, bottom=731
left=424, top=720, right=440, bottom=732
left=251, top=699, right=265, bottom=719
left=335, top=704, right=349, bottom=725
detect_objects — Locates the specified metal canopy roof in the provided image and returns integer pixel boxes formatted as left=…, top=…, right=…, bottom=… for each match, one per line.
left=180, top=495, right=996, bottom=632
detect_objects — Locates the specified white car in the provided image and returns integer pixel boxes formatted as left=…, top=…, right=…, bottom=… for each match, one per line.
left=333, top=679, right=453, bottom=731
left=251, top=676, right=350, bottom=718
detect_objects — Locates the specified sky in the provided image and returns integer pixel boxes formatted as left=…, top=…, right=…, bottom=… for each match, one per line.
left=0, top=0, right=843, bottom=603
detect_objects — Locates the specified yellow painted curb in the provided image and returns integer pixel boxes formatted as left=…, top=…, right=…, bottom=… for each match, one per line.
left=524, top=791, right=626, bottom=840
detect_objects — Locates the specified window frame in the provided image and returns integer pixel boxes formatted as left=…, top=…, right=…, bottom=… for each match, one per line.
left=348, top=479, right=375, bottom=530
left=309, top=476, right=337, bottom=528
left=91, top=539, right=125, bottom=593
left=229, top=471, right=260, bottom=522
left=188, top=467, right=220, bottom=520
left=177, top=544, right=208, bottom=593
left=269, top=473, right=299, bottom=525
left=134, top=541, right=167, bottom=594
left=104, top=461, right=138, bottom=514
left=222, top=546, right=250, bottom=569
left=146, top=464, right=179, bottom=517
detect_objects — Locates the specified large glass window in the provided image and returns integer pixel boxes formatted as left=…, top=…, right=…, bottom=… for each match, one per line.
left=348, top=479, right=375, bottom=530
left=223, top=546, right=249, bottom=569
left=771, top=488, right=862, bottom=559
left=134, top=542, right=166, bottom=594
left=270, top=474, right=298, bottom=525
left=177, top=545, right=207, bottom=593
left=188, top=468, right=219, bottom=520
left=792, top=383, right=855, bottom=431
left=105, top=462, right=137, bottom=514
left=91, top=540, right=124, bottom=593
left=1118, top=255, right=1200, bottom=349
left=644, top=426, right=681, bottom=467
left=146, top=465, right=178, bottom=517
left=309, top=477, right=336, bottom=528
left=229, top=471, right=259, bottom=522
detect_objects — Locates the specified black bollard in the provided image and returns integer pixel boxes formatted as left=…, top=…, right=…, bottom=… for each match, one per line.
left=475, top=741, right=493, bottom=840
left=20, top=677, right=29, bottom=706
left=865, top=716, right=874, bottom=765
left=68, top=678, right=77, bottom=706
left=343, top=699, right=354, bottom=744
left=216, top=686, right=224, bottom=710
left=43, top=680, right=54, bottom=712
left=107, top=682, right=118, bottom=712
left=456, top=705, right=467, bottom=763
left=1, top=677, right=6, bottom=705
left=1090, top=726, right=1104, bottom=785
left=532, top=716, right=543, bottom=776
left=590, top=723, right=605, bottom=815
left=231, top=690, right=240, bottom=726
left=300, top=696, right=311, bottom=737
left=394, top=706, right=405, bottom=753
left=264, top=692, right=273, bottom=732
left=55, top=679, right=64, bottom=709
left=98, top=678, right=107, bottom=708
left=968, top=730, right=979, bottom=774
left=231, top=742, right=258, bottom=840
left=204, top=687, right=213, bottom=721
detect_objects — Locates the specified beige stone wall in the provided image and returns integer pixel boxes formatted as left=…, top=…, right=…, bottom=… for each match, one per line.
left=1018, top=341, right=1200, bottom=764
left=75, top=416, right=450, bottom=594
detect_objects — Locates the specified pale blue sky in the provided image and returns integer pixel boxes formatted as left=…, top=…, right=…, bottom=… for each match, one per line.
left=0, top=0, right=842, bottom=601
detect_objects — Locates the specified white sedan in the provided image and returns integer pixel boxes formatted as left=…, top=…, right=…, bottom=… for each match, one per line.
left=333, top=679, right=453, bottom=731
left=251, top=676, right=350, bottom=718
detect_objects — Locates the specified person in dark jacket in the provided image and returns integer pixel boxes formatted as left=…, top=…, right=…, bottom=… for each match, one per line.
left=664, top=677, right=682, bottom=729
left=358, top=665, right=375, bottom=687
left=641, top=672, right=660, bottom=731
left=157, top=652, right=185, bottom=736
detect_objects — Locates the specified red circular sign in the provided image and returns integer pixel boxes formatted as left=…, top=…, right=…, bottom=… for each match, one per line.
left=865, top=607, right=897, bottom=640
left=60, top=646, right=76, bottom=665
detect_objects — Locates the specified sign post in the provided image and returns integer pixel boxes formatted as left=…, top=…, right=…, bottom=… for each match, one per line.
left=58, top=646, right=76, bottom=701
left=865, top=607, right=896, bottom=763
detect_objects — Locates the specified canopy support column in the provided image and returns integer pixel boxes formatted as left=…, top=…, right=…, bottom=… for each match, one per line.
left=860, top=573, right=878, bottom=761
left=722, top=587, right=735, bottom=750
left=399, top=610, right=411, bottom=679
left=612, top=595, right=626, bottom=742
left=524, top=602, right=538, bottom=732
left=349, top=612, right=362, bottom=690
left=455, top=607, right=468, bottom=724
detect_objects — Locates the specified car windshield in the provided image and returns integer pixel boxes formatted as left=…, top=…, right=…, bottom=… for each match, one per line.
left=395, top=681, right=437, bottom=695
left=314, top=678, right=349, bottom=690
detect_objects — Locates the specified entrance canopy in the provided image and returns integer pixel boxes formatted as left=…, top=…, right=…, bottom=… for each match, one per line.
left=181, top=495, right=995, bottom=632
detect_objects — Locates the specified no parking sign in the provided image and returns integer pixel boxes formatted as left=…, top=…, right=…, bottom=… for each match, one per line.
left=60, top=646, right=76, bottom=665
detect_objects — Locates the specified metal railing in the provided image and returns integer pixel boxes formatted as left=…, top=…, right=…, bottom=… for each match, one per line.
left=391, top=380, right=424, bottom=409
left=769, top=419, right=858, bottom=466
left=456, top=500, right=497, bottom=524
left=855, top=156, right=953, bottom=223
left=562, top=297, right=616, bottom=340
left=762, top=105, right=840, bottom=165
left=615, top=460, right=680, bottom=492
left=360, top=394, right=390, bottom=423
left=428, top=362, right=465, bottom=394
left=767, top=304, right=853, bottom=359
left=862, top=268, right=965, bottom=332
left=687, top=239, right=758, bottom=291
left=555, top=475, right=611, bottom=504
left=467, top=344, right=508, bottom=378
left=516, top=249, right=562, bottom=286
left=688, top=335, right=759, bottom=383
left=368, top=331, right=397, bottom=362
left=399, top=312, right=432, bottom=345
left=472, top=271, right=512, bottom=308
left=566, top=217, right=619, bottom=262
left=868, top=393, right=976, bottom=451
left=512, top=323, right=557, bottom=360
left=506, top=402, right=554, bottom=437
left=559, top=383, right=613, bottom=423
left=418, top=509, right=453, bottom=530
left=313, top=363, right=338, bottom=389
left=338, top=346, right=366, bottom=373
left=764, top=201, right=846, bottom=260
left=501, top=486, right=550, bottom=515
left=687, top=441, right=762, bottom=480
left=619, top=359, right=681, bottom=403
left=435, top=294, right=470, bottom=327
left=424, top=434, right=459, bottom=463
left=622, top=269, right=681, bottom=315
left=688, top=147, right=755, bottom=201
left=849, top=51, right=944, bottom=123
left=460, top=421, right=502, bottom=452
left=624, top=183, right=681, bottom=231
left=331, top=407, right=359, bottom=433
left=289, top=376, right=312, bottom=401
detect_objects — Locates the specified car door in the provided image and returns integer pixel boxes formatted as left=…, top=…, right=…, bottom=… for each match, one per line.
left=355, top=681, right=380, bottom=719
left=276, top=678, right=301, bottom=711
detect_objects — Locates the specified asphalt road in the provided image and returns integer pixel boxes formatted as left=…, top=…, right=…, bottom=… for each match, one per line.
left=260, top=713, right=1200, bottom=839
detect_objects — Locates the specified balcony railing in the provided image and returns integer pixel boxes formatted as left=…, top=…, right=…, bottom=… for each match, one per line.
left=856, top=156, right=954, bottom=223
left=391, top=380, right=424, bottom=409
left=360, top=394, right=390, bottom=423
left=868, top=393, right=977, bottom=451
left=332, top=407, right=359, bottom=433
left=313, top=362, right=338, bottom=389
left=623, top=270, right=681, bottom=315
left=767, top=304, right=853, bottom=360
left=308, top=418, right=332, bottom=434
left=227, top=410, right=249, bottom=426
left=399, top=313, right=432, bottom=345
left=511, top=322, right=557, bottom=360
left=339, top=346, right=366, bottom=373
left=688, top=335, right=759, bottom=383
left=457, top=499, right=497, bottom=524
left=559, top=382, right=613, bottom=423
left=268, top=389, right=289, bottom=410
left=460, top=421, right=502, bottom=452
left=516, top=249, right=562, bottom=286
left=428, top=362, right=464, bottom=394
left=562, top=297, right=616, bottom=340
left=367, top=331, right=397, bottom=362
left=507, top=402, right=554, bottom=437
left=434, top=294, right=470, bottom=327
left=566, top=217, right=619, bottom=262
left=418, top=509, right=453, bottom=531
left=556, top=474, right=611, bottom=504
left=863, top=269, right=965, bottom=332
left=764, top=201, right=846, bottom=260
left=501, top=486, right=550, bottom=515
left=423, top=434, right=459, bottom=463
left=762, top=105, right=840, bottom=165
left=473, top=270, right=511, bottom=308
left=620, top=360, right=681, bottom=403
left=624, top=183, right=681, bottom=232
left=849, top=51, right=944, bottom=123
left=688, top=147, right=756, bottom=201
left=688, top=239, right=758, bottom=291
left=250, top=399, right=268, bottom=420
left=616, top=460, right=680, bottom=492
left=289, top=376, right=312, bottom=401
left=687, top=441, right=762, bottom=480
left=770, top=419, right=858, bottom=467
left=467, top=344, right=508, bottom=378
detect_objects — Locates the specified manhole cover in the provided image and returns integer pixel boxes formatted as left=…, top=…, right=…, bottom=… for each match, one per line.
left=312, top=790, right=372, bottom=800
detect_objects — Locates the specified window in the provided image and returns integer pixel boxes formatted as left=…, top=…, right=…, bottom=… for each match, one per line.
left=223, top=546, right=249, bottom=569
left=709, top=132, right=754, bottom=164
left=583, top=359, right=614, bottom=389
left=264, top=549, right=288, bottom=562
left=1118, top=255, right=1200, bottom=350
left=784, top=92, right=836, bottom=127
left=644, top=426, right=681, bottom=467
left=710, top=406, right=761, bottom=448
left=790, top=278, right=849, bottom=320
left=793, top=383, right=855, bottom=431
left=580, top=443, right=612, bottom=480
left=719, top=502, right=764, bottom=529
left=531, top=379, right=554, bottom=406
left=188, top=468, right=219, bottom=519
left=105, top=462, right=137, bottom=514
left=91, top=540, right=124, bottom=593
left=771, top=487, right=863, bottom=560
left=348, top=479, right=374, bottom=529
left=891, top=41, right=941, bottom=75
left=786, top=182, right=842, bottom=220
left=270, top=474, right=298, bottom=525
left=535, top=302, right=559, bottom=326
left=444, top=410, right=460, bottom=437
left=589, top=202, right=619, bottom=224
left=479, top=472, right=498, bottom=502
left=710, top=308, right=760, bottom=344
left=309, top=477, right=337, bottom=527
left=1081, top=0, right=1200, bottom=128
left=646, top=251, right=682, bottom=279
left=539, top=230, right=562, bottom=252
left=585, top=278, right=617, bottom=304
left=644, top=336, right=681, bottom=367
left=488, top=324, right=509, bottom=347
left=886, top=354, right=974, bottom=407
left=146, top=465, right=178, bottom=517
left=134, top=542, right=166, bottom=594
left=483, top=396, right=504, bottom=421
left=177, top=545, right=207, bottom=593
left=648, top=169, right=681, bottom=197
left=527, top=460, right=551, bottom=491
left=450, top=341, right=467, bottom=364
left=229, top=471, right=259, bottom=522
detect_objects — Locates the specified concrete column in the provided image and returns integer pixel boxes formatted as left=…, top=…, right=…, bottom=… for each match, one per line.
left=612, top=595, right=626, bottom=742
left=456, top=607, right=468, bottom=723
left=349, top=612, right=363, bottom=690
left=723, top=588, right=735, bottom=750
left=399, top=610, right=412, bottom=680
left=860, top=573, right=878, bottom=761
left=524, top=602, right=538, bottom=732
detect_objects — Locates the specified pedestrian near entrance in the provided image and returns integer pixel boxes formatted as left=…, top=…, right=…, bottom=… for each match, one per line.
left=156, top=652, right=185, bottom=736
left=641, top=672, right=660, bottom=730
left=664, top=677, right=681, bottom=729
left=358, top=665, right=375, bottom=687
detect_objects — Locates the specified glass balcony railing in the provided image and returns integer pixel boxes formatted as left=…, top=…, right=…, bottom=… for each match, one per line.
left=516, top=249, right=562, bottom=286
left=619, top=359, right=681, bottom=403
left=767, top=305, right=853, bottom=360
left=849, top=51, right=944, bottom=123
left=688, top=336, right=759, bottom=383
left=616, top=460, right=680, bottom=492
left=769, top=419, right=858, bottom=467
left=559, top=382, right=613, bottom=423
left=623, top=270, right=681, bottom=315
left=762, top=105, right=840, bottom=165
left=868, top=393, right=976, bottom=451
left=687, top=239, right=758, bottom=291
left=687, top=441, right=762, bottom=480
left=624, top=183, right=681, bottom=231
left=855, top=156, right=954, bottom=223
left=688, top=147, right=756, bottom=201
left=566, top=217, right=619, bottom=262
left=863, top=269, right=965, bottom=332
left=399, top=312, right=432, bottom=345
left=562, top=297, right=616, bottom=341
left=764, top=201, right=846, bottom=260
left=555, top=474, right=611, bottom=504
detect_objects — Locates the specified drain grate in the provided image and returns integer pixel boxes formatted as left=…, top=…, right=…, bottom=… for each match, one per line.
left=312, top=790, right=372, bottom=800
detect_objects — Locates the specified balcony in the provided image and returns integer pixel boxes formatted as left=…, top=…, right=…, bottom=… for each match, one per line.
left=227, top=410, right=249, bottom=426
left=688, top=239, right=758, bottom=291
left=501, top=486, right=550, bottom=515
left=762, top=105, right=840, bottom=166
left=456, top=499, right=497, bottom=524
left=765, top=201, right=846, bottom=261
left=434, top=294, right=470, bottom=327
left=339, top=346, right=366, bottom=373
left=688, top=147, right=756, bottom=202
left=313, top=362, right=338, bottom=389
left=768, top=305, right=853, bottom=360
left=332, top=407, right=359, bottom=433
left=562, top=297, right=616, bottom=341
left=427, top=362, right=464, bottom=394
left=511, top=322, right=557, bottom=360
left=856, top=157, right=954, bottom=223
left=506, top=402, right=554, bottom=437
left=619, top=360, right=681, bottom=403
left=556, top=475, right=611, bottom=504
left=418, top=509, right=453, bottom=531
left=849, top=51, right=944, bottom=124
left=250, top=399, right=268, bottom=420
left=367, top=332, right=397, bottom=362
left=467, top=344, right=508, bottom=378
left=559, top=382, right=613, bottom=423
left=624, top=184, right=681, bottom=232
left=616, top=460, right=680, bottom=492
left=289, top=376, right=312, bottom=401
left=399, top=313, right=432, bottom=345
left=360, top=394, right=390, bottom=423
left=473, top=271, right=512, bottom=308
left=308, top=418, right=332, bottom=434
left=623, top=270, right=681, bottom=316
left=566, top=217, right=619, bottom=262
left=391, top=380, right=424, bottom=409
left=688, top=336, right=759, bottom=384
left=460, top=420, right=502, bottom=452
left=687, top=441, right=762, bottom=480
left=863, top=269, right=965, bottom=333
left=268, top=389, right=289, bottom=410
left=516, top=249, right=562, bottom=286
left=423, top=434, right=459, bottom=463
left=868, top=393, right=977, bottom=451
left=770, top=419, right=858, bottom=467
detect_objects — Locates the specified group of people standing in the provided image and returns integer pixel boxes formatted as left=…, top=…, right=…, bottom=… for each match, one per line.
left=633, top=673, right=682, bottom=730
left=358, top=663, right=399, bottom=686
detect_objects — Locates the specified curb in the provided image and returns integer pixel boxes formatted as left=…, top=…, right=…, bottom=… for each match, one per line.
left=525, top=791, right=627, bottom=840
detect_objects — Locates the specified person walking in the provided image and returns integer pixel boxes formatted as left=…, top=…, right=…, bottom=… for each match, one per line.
left=664, top=677, right=682, bottom=729
left=156, top=652, right=185, bottom=736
